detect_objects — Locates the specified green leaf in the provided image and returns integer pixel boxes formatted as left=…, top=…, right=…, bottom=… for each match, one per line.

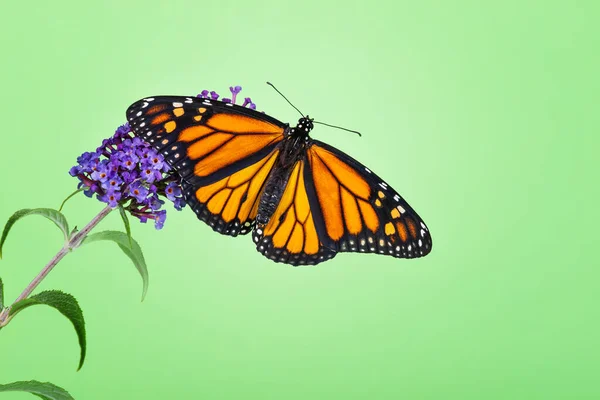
left=84, top=230, right=148, bottom=301
left=9, top=291, right=86, bottom=371
left=0, top=380, right=74, bottom=400
left=118, top=205, right=132, bottom=247
left=0, top=209, right=69, bottom=259
left=0, top=277, right=3, bottom=309
left=58, top=188, right=84, bottom=212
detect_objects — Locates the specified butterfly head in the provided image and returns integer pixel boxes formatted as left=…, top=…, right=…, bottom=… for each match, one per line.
left=293, top=116, right=314, bottom=135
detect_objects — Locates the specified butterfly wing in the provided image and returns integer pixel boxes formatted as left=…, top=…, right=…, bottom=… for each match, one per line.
left=127, top=96, right=286, bottom=236
left=252, top=140, right=432, bottom=266
left=252, top=158, right=337, bottom=265
left=305, top=140, right=432, bottom=259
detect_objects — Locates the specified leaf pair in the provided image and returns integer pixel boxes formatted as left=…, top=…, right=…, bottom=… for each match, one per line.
left=1, top=207, right=148, bottom=301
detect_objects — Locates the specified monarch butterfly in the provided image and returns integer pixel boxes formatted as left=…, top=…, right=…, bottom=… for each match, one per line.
left=126, top=89, right=432, bottom=266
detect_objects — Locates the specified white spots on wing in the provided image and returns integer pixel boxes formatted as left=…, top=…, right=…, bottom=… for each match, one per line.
left=253, top=236, right=259, bottom=243
left=144, top=97, right=155, bottom=101
left=136, top=111, right=142, bottom=117
left=256, top=228, right=263, bottom=235
left=418, top=239, right=423, bottom=247
left=142, top=102, right=149, bottom=108
left=421, top=222, right=427, bottom=230
left=365, top=167, right=371, bottom=173
left=393, top=194, right=400, bottom=202
left=408, top=245, right=412, bottom=251
left=185, top=97, right=193, bottom=103
left=397, top=205, right=406, bottom=214
left=420, top=229, right=426, bottom=237
left=172, top=102, right=183, bottom=107
left=378, top=182, right=387, bottom=190
left=139, top=122, right=146, bottom=127
left=225, top=103, right=233, bottom=107
left=395, top=246, right=401, bottom=252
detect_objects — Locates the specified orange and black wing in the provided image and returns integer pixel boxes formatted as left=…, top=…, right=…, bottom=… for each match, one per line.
left=305, top=140, right=432, bottom=260
left=126, top=96, right=285, bottom=236
left=251, top=140, right=432, bottom=266
left=252, top=158, right=337, bottom=265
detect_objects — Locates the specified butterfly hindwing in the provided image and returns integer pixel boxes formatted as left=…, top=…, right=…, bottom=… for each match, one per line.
left=306, top=140, right=432, bottom=259
left=252, top=159, right=337, bottom=265
left=127, top=96, right=287, bottom=236
left=184, top=147, right=280, bottom=235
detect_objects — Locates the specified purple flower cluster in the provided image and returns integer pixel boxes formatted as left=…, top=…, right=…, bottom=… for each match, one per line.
left=69, top=85, right=256, bottom=229
left=69, top=123, right=185, bottom=229
left=198, top=86, right=257, bottom=109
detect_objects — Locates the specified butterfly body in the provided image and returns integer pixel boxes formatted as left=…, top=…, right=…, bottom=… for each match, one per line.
left=127, top=95, right=432, bottom=266
left=256, top=117, right=314, bottom=226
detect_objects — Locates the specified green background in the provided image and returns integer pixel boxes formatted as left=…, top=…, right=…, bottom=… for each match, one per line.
left=0, top=1, right=598, bottom=399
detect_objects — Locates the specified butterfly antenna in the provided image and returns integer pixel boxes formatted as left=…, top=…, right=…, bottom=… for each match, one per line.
left=313, top=121, right=362, bottom=137
left=266, top=81, right=305, bottom=117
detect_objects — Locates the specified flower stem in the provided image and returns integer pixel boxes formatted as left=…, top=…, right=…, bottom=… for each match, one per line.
left=0, top=206, right=113, bottom=327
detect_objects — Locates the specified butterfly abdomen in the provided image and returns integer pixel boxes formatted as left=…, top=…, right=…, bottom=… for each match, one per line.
left=256, top=173, right=289, bottom=225
left=256, top=135, right=308, bottom=226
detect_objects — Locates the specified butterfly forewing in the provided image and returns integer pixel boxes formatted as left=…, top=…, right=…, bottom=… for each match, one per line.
left=126, top=96, right=285, bottom=184
left=126, top=96, right=287, bottom=236
left=306, top=140, right=432, bottom=259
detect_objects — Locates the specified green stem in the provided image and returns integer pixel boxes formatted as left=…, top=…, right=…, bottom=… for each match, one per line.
left=0, top=206, right=113, bottom=327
